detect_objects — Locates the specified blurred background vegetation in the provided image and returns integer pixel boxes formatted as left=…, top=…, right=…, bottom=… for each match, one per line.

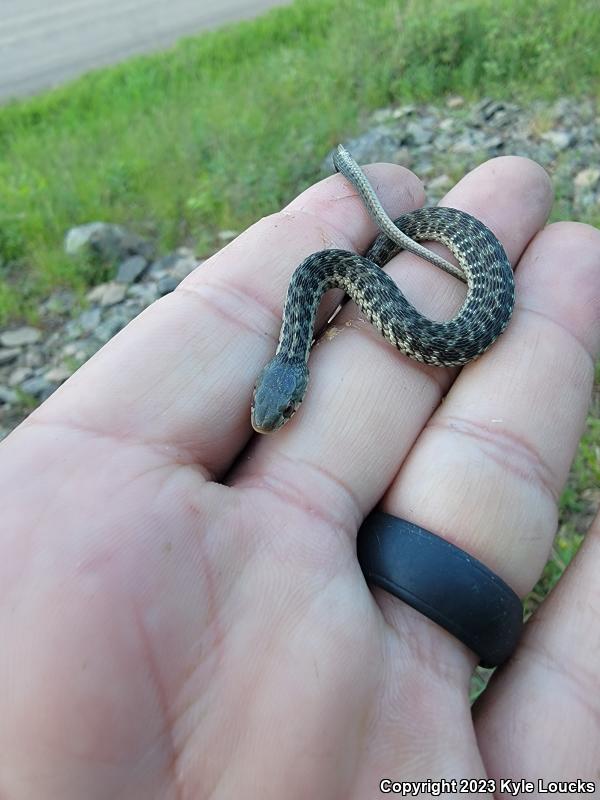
left=0, top=0, right=598, bottom=322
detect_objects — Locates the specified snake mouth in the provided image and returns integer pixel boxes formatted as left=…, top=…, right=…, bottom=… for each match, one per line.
left=250, top=400, right=296, bottom=434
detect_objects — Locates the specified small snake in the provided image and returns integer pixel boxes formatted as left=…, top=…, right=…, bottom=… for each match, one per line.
left=251, top=145, right=515, bottom=433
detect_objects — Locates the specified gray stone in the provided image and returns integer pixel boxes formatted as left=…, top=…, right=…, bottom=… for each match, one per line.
left=64, top=222, right=154, bottom=264
left=9, top=366, right=33, bottom=387
left=0, top=326, right=42, bottom=347
left=61, top=339, right=98, bottom=365
left=393, top=147, right=413, bottom=169
left=404, top=121, right=434, bottom=146
left=446, top=95, right=465, bottom=109
left=0, top=386, right=18, bottom=405
left=392, top=104, right=416, bottom=118
left=438, top=117, right=456, bottom=132
left=485, top=135, right=504, bottom=151
left=44, top=365, right=73, bottom=383
left=0, top=348, right=20, bottom=366
left=20, top=376, right=53, bottom=398
left=79, top=307, right=102, bottom=333
left=23, top=349, right=44, bottom=368
left=116, top=255, right=148, bottom=284
left=574, top=168, right=600, bottom=191
left=95, top=315, right=128, bottom=344
left=427, top=174, right=453, bottom=192
left=87, top=282, right=127, bottom=307
left=64, top=319, right=85, bottom=341
left=42, top=289, right=76, bottom=315
left=217, top=229, right=238, bottom=242
left=451, top=133, right=477, bottom=154
left=371, top=107, right=396, bottom=123
left=171, top=255, right=200, bottom=281
left=148, top=252, right=180, bottom=277
left=158, top=275, right=180, bottom=296
left=121, top=300, right=144, bottom=319
left=541, top=130, right=575, bottom=150
left=127, top=283, right=159, bottom=305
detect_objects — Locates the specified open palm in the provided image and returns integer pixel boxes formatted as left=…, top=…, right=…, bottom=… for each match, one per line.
left=1, top=155, right=599, bottom=798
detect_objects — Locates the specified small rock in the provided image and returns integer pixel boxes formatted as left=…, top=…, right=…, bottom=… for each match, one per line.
left=95, top=315, right=128, bottom=344
left=23, top=349, right=44, bottom=368
left=171, top=255, right=200, bottom=281
left=116, top=255, right=148, bottom=284
left=86, top=282, right=127, bottom=307
left=0, top=348, right=20, bottom=366
left=446, top=95, right=464, bottom=109
left=485, top=135, right=504, bottom=150
left=217, top=230, right=238, bottom=242
left=0, top=326, right=42, bottom=347
left=122, top=299, right=145, bottom=317
left=64, top=319, right=85, bottom=340
left=20, top=376, right=52, bottom=398
left=574, top=168, right=600, bottom=191
left=371, top=108, right=395, bottom=123
left=64, top=222, right=153, bottom=264
left=438, top=117, right=456, bottom=132
left=148, top=252, right=180, bottom=277
left=61, top=339, right=98, bottom=364
left=452, top=133, right=477, bottom=154
left=427, top=174, right=453, bottom=192
left=79, top=307, right=102, bottom=333
left=0, top=386, right=18, bottom=405
left=404, top=121, right=434, bottom=146
left=391, top=104, right=416, bottom=118
left=42, top=289, right=76, bottom=316
left=487, top=109, right=515, bottom=128
left=9, top=366, right=33, bottom=387
left=44, top=365, right=73, bottom=383
left=61, top=343, right=79, bottom=357
left=158, top=276, right=180, bottom=296
left=393, top=147, right=413, bottom=168
left=541, top=130, right=575, bottom=150
left=127, top=283, right=158, bottom=305
left=480, top=100, right=505, bottom=120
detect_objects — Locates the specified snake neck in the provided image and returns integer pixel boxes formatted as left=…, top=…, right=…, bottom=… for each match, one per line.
left=275, top=251, right=336, bottom=364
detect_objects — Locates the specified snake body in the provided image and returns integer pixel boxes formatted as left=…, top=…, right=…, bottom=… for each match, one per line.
left=251, top=146, right=515, bottom=433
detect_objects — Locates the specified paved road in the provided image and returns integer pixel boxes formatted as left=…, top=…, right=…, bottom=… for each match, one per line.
left=0, top=0, right=290, bottom=103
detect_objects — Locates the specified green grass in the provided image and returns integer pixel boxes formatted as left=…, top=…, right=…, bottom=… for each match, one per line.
left=0, top=0, right=599, bottom=321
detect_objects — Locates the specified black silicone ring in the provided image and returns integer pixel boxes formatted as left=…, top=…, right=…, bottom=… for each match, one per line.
left=357, top=513, right=523, bottom=667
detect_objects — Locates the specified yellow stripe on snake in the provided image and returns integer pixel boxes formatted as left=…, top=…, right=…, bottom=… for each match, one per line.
left=251, top=146, right=515, bottom=433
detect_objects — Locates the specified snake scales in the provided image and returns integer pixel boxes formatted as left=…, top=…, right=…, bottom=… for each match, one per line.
left=251, top=145, right=515, bottom=433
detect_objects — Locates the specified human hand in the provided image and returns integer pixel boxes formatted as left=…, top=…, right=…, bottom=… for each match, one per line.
left=1, top=154, right=599, bottom=798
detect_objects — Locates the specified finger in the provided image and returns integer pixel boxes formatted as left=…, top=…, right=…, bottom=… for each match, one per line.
left=359, top=219, right=600, bottom=774
left=233, top=157, right=552, bottom=534
left=29, top=163, right=425, bottom=476
left=380, top=218, right=600, bottom=594
left=474, top=508, right=600, bottom=779
left=313, top=201, right=597, bottom=783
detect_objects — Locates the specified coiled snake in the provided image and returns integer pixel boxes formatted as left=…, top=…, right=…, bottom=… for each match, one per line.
left=251, top=145, right=515, bottom=433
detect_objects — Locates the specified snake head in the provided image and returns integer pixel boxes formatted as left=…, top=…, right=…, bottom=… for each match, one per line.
left=251, top=356, right=309, bottom=434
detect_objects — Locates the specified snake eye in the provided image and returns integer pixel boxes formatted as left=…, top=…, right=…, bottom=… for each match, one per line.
left=283, top=404, right=295, bottom=418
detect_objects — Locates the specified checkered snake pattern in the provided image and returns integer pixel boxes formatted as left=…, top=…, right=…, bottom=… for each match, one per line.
left=251, top=146, right=515, bottom=433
